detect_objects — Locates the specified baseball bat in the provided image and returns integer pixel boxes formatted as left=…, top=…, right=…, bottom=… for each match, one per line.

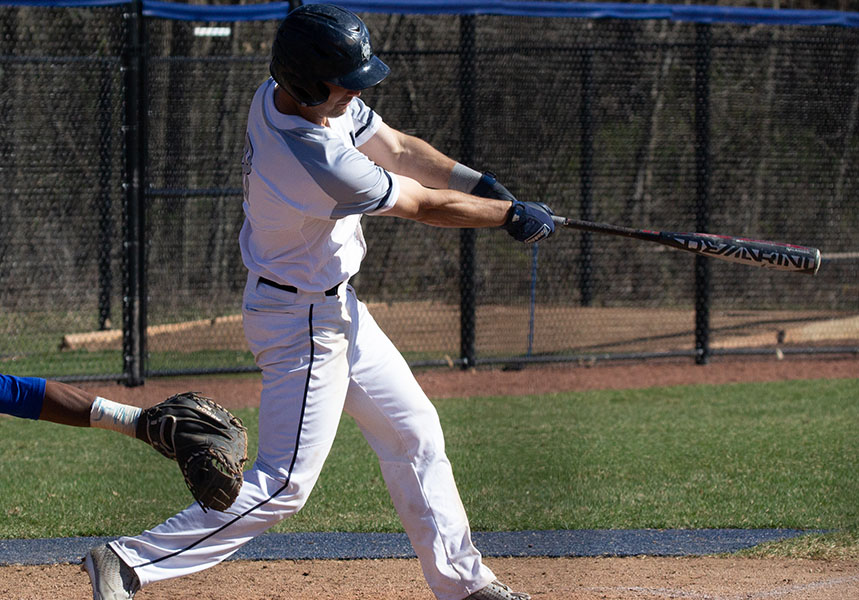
left=551, top=216, right=821, bottom=275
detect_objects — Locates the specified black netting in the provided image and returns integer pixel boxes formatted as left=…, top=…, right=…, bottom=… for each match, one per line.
left=143, top=18, right=272, bottom=374
left=0, top=6, right=126, bottom=378
left=0, top=3, right=856, bottom=382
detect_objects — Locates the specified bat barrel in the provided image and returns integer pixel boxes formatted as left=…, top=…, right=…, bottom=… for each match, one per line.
left=663, top=231, right=821, bottom=275
left=552, top=216, right=821, bottom=275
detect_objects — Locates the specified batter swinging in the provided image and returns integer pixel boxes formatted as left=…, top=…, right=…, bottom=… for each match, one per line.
left=84, top=5, right=554, bottom=600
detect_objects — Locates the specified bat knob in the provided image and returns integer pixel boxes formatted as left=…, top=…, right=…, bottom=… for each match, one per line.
left=812, top=248, right=822, bottom=275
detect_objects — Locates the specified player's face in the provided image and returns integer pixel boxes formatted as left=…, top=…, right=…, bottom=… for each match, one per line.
left=320, top=83, right=361, bottom=118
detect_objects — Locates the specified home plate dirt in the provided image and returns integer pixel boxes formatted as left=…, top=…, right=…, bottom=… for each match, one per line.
left=1, top=556, right=858, bottom=599
left=0, top=356, right=856, bottom=599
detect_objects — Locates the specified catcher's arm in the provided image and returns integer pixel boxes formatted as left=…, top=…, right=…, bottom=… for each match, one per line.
left=0, top=375, right=138, bottom=429
left=39, top=380, right=97, bottom=427
left=2, top=376, right=247, bottom=512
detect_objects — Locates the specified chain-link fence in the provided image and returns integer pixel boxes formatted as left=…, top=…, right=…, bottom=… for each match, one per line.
left=0, top=0, right=856, bottom=384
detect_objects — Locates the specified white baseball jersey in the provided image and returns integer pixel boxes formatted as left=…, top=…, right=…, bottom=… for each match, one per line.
left=239, top=77, right=399, bottom=292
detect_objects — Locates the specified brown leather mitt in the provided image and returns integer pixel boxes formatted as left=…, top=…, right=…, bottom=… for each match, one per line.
left=139, top=392, right=248, bottom=512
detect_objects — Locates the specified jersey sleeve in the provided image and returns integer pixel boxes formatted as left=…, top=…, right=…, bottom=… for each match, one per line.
left=279, top=126, right=398, bottom=219
left=349, top=97, right=383, bottom=147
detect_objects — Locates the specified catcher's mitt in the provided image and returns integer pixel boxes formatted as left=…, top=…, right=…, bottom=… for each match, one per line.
left=140, top=392, right=248, bottom=512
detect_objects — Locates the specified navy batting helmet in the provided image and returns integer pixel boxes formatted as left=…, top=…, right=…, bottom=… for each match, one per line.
left=270, top=4, right=390, bottom=107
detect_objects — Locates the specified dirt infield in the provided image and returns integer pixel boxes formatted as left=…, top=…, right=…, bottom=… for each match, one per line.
left=3, top=555, right=859, bottom=599
left=2, top=355, right=857, bottom=599
left=59, top=353, right=859, bottom=410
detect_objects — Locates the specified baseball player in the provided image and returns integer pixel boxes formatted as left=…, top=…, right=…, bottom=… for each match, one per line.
left=83, top=5, right=553, bottom=600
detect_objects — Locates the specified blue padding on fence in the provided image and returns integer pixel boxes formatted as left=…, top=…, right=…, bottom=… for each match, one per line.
left=0, top=0, right=127, bottom=6
left=142, top=0, right=291, bottom=21
left=136, top=0, right=859, bottom=28
left=672, top=4, right=859, bottom=26
left=325, top=0, right=859, bottom=25
left=0, top=0, right=857, bottom=28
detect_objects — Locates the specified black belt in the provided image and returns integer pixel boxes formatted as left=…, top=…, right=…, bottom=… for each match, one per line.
left=259, top=277, right=340, bottom=296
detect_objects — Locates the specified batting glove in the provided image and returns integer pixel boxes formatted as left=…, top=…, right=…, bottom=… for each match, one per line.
left=471, top=172, right=517, bottom=203
left=502, top=201, right=555, bottom=244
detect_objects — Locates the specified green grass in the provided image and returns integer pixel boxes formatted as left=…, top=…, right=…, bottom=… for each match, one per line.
left=0, top=378, right=856, bottom=558
left=0, top=351, right=123, bottom=379
left=0, top=349, right=442, bottom=380
left=0, top=350, right=259, bottom=380
left=146, top=350, right=257, bottom=373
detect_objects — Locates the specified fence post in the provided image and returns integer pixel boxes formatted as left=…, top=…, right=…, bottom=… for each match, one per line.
left=579, top=47, right=595, bottom=306
left=121, top=0, right=147, bottom=386
left=98, top=63, right=114, bottom=331
left=694, top=23, right=712, bottom=365
left=458, top=14, right=477, bottom=369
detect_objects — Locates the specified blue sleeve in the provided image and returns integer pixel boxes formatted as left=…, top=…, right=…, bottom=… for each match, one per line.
left=0, top=374, right=46, bottom=420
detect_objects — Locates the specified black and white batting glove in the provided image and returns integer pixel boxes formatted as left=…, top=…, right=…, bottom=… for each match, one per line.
left=502, top=201, right=555, bottom=244
left=471, top=172, right=517, bottom=203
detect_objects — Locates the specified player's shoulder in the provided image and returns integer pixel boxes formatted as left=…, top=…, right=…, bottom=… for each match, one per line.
left=348, top=96, right=370, bottom=113
left=249, top=77, right=275, bottom=110
left=348, top=97, right=375, bottom=122
left=246, top=78, right=313, bottom=129
left=347, top=97, right=382, bottom=143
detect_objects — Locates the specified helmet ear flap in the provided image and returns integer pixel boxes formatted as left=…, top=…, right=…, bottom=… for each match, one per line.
left=269, top=57, right=329, bottom=107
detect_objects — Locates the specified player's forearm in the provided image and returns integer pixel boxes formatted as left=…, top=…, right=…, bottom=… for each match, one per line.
left=43, top=380, right=142, bottom=436
left=1, top=375, right=143, bottom=436
left=40, top=380, right=94, bottom=427
left=419, top=195, right=510, bottom=228
left=388, top=179, right=511, bottom=228
left=393, top=135, right=456, bottom=189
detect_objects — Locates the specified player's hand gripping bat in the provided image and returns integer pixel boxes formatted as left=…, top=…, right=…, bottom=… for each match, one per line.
left=551, top=216, right=821, bottom=275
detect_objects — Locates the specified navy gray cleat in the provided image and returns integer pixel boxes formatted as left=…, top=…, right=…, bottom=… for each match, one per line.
left=466, top=580, right=531, bottom=600
left=82, top=544, right=140, bottom=600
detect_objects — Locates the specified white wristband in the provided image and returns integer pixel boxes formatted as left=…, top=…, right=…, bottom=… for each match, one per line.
left=90, top=396, right=142, bottom=438
left=448, top=162, right=483, bottom=193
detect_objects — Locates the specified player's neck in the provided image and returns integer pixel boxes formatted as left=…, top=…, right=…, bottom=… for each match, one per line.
left=273, top=86, right=328, bottom=127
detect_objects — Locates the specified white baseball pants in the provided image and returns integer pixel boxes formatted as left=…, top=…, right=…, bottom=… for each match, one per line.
left=110, top=277, right=496, bottom=600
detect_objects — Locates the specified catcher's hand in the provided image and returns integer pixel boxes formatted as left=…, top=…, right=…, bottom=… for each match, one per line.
left=139, top=392, right=248, bottom=512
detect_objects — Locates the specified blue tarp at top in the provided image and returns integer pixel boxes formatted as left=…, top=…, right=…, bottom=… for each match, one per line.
left=0, top=0, right=857, bottom=28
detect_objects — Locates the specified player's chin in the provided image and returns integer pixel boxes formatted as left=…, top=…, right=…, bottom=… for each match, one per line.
left=330, top=103, right=351, bottom=117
